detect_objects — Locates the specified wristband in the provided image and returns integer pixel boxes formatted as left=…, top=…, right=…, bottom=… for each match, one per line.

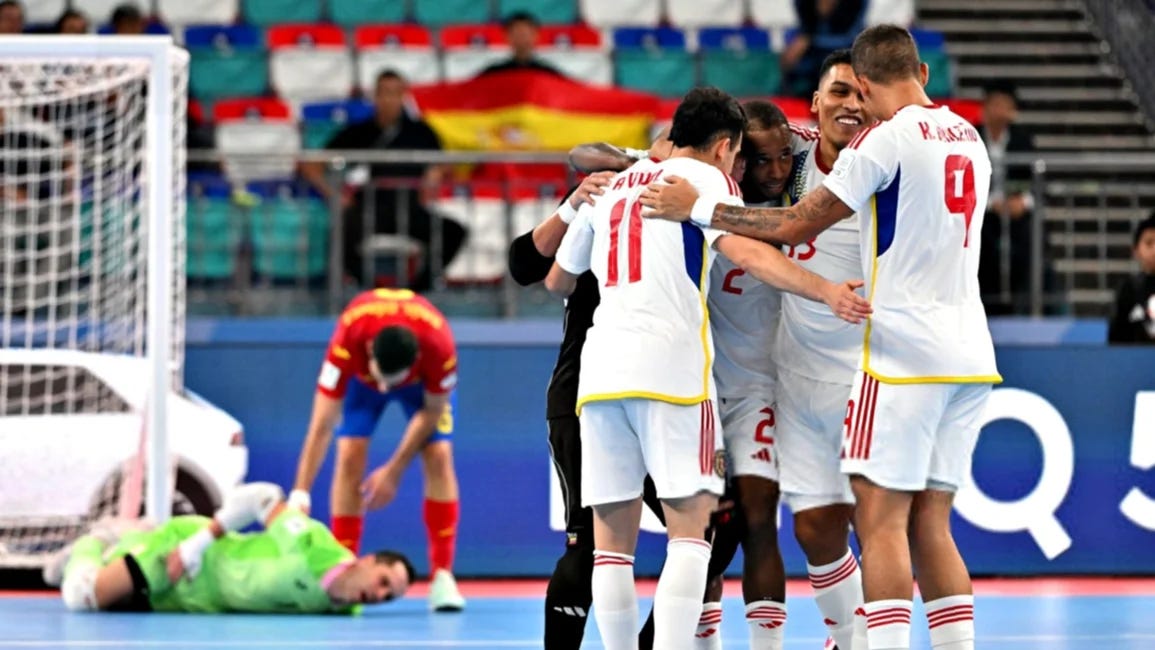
left=690, top=197, right=718, bottom=228
left=288, top=489, right=311, bottom=512
left=557, top=200, right=579, bottom=224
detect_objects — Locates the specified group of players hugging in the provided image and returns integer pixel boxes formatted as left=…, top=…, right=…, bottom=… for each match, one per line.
left=47, top=23, right=997, bottom=650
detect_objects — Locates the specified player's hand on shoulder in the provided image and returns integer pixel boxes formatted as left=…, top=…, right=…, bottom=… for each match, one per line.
left=823, top=279, right=873, bottom=324
left=639, top=175, right=696, bottom=221
left=569, top=171, right=616, bottom=209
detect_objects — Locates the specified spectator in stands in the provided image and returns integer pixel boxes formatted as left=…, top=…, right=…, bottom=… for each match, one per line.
left=1108, top=213, right=1155, bottom=345
left=301, top=70, right=467, bottom=292
left=109, top=3, right=146, bottom=35
left=0, top=0, right=24, bottom=34
left=477, top=11, right=564, bottom=77
left=55, top=9, right=88, bottom=34
left=781, top=0, right=864, bottom=97
left=977, top=81, right=1044, bottom=314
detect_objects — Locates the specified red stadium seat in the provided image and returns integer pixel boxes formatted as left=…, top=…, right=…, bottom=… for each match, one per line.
left=213, top=97, right=293, bottom=122
left=536, top=25, right=611, bottom=84
left=441, top=25, right=510, bottom=81
left=355, top=25, right=441, bottom=90
left=537, top=25, right=602, bottom=48
left=439, top=24, right=508, bottom=49
left=267, top=24, right=354, bottom=102
left=212, top=98, right=300, bottom=183
left=354, top=24, right=434, bottom=49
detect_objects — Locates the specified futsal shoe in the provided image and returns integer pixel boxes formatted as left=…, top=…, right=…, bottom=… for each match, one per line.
left=428, top=568, right=466, bottom=612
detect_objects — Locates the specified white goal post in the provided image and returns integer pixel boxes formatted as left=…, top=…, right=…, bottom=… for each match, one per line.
left=0, top=35, right=187, bottom=554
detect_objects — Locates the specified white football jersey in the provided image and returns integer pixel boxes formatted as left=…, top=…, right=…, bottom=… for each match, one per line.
left=708, top=202, right=782, bottom=398
left=823, top=104, right=1000, bottom=383
left=775, top=125, right=865, bottom=384
left=555, top=157, right=743, bottom=410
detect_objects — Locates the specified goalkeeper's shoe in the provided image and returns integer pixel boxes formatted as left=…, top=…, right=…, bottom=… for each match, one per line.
left=428, top=569, right=465, bottom=612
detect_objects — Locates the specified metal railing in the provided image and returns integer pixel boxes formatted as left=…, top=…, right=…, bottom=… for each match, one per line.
left=1082, top=0, right=1155, bottom=127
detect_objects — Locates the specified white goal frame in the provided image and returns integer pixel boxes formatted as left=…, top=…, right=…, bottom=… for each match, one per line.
left=0, top=35, right=177, bottom=522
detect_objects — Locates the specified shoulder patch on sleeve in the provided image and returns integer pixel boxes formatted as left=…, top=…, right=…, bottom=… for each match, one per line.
left=318, top=361, right=342, bottom=391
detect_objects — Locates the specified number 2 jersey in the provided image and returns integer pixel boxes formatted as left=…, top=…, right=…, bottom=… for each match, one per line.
left=823, top=104, right=1001, bottom=383
left=555, top=157, right=742, bottom=412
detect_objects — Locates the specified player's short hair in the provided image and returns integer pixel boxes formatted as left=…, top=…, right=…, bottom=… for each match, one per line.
left=669, top=87, right=746, bottom=153
left=375, top=69, right=406, bottom=88
left=742, top=100, right=787, bottom=132
left=371, top=326, right=419, bottom=374
left=851, top=25, right=922, bottom=85
left=818, top=49, right=853, bottom=86
left=503, top=10, right=539, bottom=28
left=1135, top=211, right=1155, bottom=248
left=372, top=549, right=417, bottom=584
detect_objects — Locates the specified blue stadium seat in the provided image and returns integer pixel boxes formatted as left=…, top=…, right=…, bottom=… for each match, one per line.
left=185, top=25, right=268, bottom=101
left=301, top=100, right=375, bottom=149
left=615, top=49, right=696, bottom=98
left=187, top=189, right=243, bottom=281
left=612, top=27, right=686, bottom=50
left=413, top=0, right=492, bottom=26
left=698, top=27, right=771, bottom=52
left=328, top=0, right=407, bottom=26
left=248, top=185, right=330, bottom=280
left=911, top=28, right=946, bottom=52
left=498, top=0, right=578, bottom=24
left=242, top=0, right=322, bottom=26
left=923, top=50, right=954, bottom=98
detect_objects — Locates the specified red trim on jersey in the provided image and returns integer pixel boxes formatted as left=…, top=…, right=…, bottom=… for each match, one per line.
left=848, top=123, right=879, bottom=150
left=789, top=123, right=819, bottom=141
left=814, top=137, right=834, bottom=175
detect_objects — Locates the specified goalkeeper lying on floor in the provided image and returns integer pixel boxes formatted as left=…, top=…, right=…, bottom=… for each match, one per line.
left=46, top=482, right=415, bottom=614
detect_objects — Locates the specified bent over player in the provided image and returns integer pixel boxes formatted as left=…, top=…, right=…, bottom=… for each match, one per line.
left=292, top=288, right=464, bottom=611
left=49, top=482, right=415, bottom=614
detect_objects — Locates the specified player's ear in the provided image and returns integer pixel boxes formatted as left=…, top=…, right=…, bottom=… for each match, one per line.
left=811, top=90, right=820, bottom=115
left=919, top=62, right=929, bottom=87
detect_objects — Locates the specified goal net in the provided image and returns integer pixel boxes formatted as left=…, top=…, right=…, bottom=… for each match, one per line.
left=0, top=39, right=188, bottom=568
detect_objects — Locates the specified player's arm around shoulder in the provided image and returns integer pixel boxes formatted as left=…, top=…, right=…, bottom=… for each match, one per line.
left=545, top=204, right=594, bottom=298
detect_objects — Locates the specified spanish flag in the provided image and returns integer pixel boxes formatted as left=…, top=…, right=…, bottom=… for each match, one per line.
left=411, top=70, right=658, bottom=152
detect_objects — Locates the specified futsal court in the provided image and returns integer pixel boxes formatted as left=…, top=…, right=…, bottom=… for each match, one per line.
left=2, top=578, right=1153, bottom=649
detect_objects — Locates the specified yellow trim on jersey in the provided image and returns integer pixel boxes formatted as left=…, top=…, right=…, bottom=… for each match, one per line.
left=576, top=390, right=711, bottom=414
left=861, top=198, right=1004, bottom=386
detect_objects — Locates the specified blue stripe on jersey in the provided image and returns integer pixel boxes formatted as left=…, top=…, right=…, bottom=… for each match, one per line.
left=681, top=222, right=705, bottom=287
left=875, top=165, right=901, bottom=257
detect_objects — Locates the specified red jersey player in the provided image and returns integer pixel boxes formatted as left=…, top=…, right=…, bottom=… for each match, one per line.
left=291, top=288, right=464, bottom=612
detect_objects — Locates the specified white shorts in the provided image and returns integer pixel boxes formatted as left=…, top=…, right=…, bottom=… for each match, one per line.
left=720, top=394, right=779, bottom=482
left=777, top=367, right=855, bottom=512
left=840, top=371, right=992, bottom=492
left=579, top=398, right=725, bottom=507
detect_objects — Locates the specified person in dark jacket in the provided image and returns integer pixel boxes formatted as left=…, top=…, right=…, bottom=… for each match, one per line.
left=1109, top=213, right=1155, bottom=344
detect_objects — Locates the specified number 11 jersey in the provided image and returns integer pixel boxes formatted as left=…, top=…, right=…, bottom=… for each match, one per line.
left=822, top=104, right=1001, bottom=383
left=555, top=157, right=742, bottom=412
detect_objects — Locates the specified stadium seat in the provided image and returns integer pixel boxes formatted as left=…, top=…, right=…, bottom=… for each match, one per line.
left=213, top=98, right=301, bottom=183
left=301, top=99, right=374, bottom=149
left=867, top=0, right=915, bottom=27
left=329, top=0, right=406, bottom=26
left=702, top=50, right=781, bottom=98
left=612, top=26, right=687, bottom=50
left=413, top=0, right=492, bottom=27
left=537, top=25, right=611, bottom=85
left=441, top=25, right=510, bottom=82
left=498, top=0, right=578, bottom=24
left=157, top=0, right=238, bottom=27
left=23, top=0, right=66, bottom=25
left=666, top=0, right=745, bottom=28
left=911, top=28, right=947, bottom=52
left=615, top=49, right=696, bottom=98
left=923, top=50, right=955, bottom=98
left=580, top=0, right=660, bottom=27
left=242, top=0, right=322, bottom=26
left=749, top=0, right=799, bottom=29
left=355, top=25, right=441, bottom=90
left=698, top=26, right=771, bottom=52
left=267, top=24, right=354, bottom=103
left=185, top=25, right=268, bottom=101
left=248, top=188, right=329, bottom=280
left=187, top=191, right=242, bottom=280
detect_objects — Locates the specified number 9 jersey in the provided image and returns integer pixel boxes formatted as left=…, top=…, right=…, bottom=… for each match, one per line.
left=555, top=157, right=742, bottom=412
left=822, top=104, right=1001, bottom=383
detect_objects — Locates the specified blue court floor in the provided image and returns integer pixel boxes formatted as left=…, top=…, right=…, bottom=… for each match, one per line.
left=2, top=580, right=1154, bottom=649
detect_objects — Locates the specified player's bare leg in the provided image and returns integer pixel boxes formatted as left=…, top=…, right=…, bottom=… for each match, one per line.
left=850, top=475, right=915, bottom=649
left=733, top=476, right=788, bottom=649
left=910, top=489, right=975, bottom=650
left=794, top=504, right=860, bottom=649
left=421, top=440, right=465, bottom=611
left=656, top=492, right=718, bottom=650
left=56, top=535, right=134, bottom=611
left=591, top=498, right=645, bottom=650
left=331, top=437, right=370, bottom=553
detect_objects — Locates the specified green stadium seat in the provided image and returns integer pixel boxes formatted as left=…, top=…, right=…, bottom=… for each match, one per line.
left=329, top=0, right=407, bottom=26
left=187, top=197, right=242, bottom=280
left=242, top=0, right=322, bottom=26
left=615, top=49, right=696, bottom=98
left=498, top=0, right=578, bottom=23
left=189, top=50, right=268, bottom=101
left=413, top=0, right=491, bottom=26
left=701, top=50, right=781, bottom=98
left=250, top=195, right=329, bottom=280
left=923, top=51, right=955, bottom=98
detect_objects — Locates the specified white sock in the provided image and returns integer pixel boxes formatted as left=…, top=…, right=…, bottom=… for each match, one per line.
left=592, top=550, right=638, bottom=650
left=808, top=551, right=863, bottom=650
left=694, top=601, right=723, bottom=650
left=852, top=606, right=868, bottom=650
left=925, top=595, right=975, bottom=650
left=863, top=599, right=912, bottom=649
left=745, top=599, right=787, bottom=649
left=653, top=538, right=712, bottom=650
